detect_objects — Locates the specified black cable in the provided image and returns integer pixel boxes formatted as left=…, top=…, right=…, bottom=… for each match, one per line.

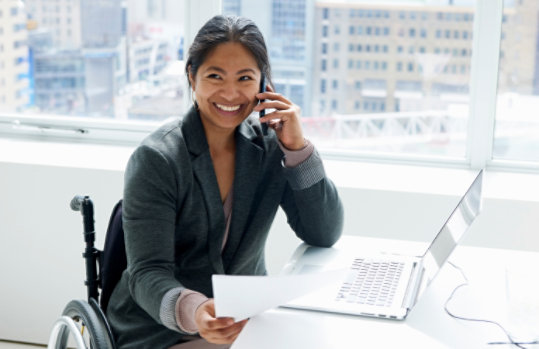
left=444, top=261, right=538, bottom=349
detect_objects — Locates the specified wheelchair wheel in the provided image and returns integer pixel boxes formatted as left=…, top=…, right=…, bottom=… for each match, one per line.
left=50, top=299, right=111, bottom=349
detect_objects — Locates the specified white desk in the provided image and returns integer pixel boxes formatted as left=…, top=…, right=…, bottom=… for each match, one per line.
left=232, top=236, right=539, bottom=349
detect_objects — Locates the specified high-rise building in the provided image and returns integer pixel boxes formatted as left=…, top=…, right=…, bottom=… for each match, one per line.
left=312, top=3, right=475, bottom=116
left=24, top=0, right=82, bottom=49
left=498, top=0, right=539, bottom=95
left=312, top=0, right=539, bottom=117
left=25, top=0, right=127, bottom=117
left=223, top=0, right=315, bottom=115
left=0, top=0, right=30, bottom=112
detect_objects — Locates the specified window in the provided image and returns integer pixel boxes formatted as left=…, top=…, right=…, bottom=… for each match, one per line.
left=322, top=8, right=329, bottom=19
left=493, top=0, right=539, bottom=162
left=0, top=0, right=536, bottom=171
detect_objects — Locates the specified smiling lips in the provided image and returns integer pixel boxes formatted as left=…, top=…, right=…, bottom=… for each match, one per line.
left=215, top=103, right=241, bottom=112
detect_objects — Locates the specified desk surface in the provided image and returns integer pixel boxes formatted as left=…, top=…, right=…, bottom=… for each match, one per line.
left=231, top=236, right=539, bottom=349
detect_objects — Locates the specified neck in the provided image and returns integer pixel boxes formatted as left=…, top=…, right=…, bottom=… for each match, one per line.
left=202, top=123, right=236, bottom=154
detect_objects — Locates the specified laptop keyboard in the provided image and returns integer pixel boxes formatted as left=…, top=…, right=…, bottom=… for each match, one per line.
left=335, top=258, right=405, bottom=307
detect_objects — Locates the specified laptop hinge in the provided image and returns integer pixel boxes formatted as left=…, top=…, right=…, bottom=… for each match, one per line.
left=401, top=260, right=424, bottom=309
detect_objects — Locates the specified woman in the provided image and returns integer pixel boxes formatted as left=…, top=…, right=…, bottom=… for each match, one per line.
left=107, top=15, right=344, bottom=348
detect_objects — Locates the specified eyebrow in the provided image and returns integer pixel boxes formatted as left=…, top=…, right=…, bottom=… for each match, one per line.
left=204, top=66, right=257, bottom=75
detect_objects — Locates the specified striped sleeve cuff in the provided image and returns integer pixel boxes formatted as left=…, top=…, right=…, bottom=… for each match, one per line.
left=282, top=146, right=326, bottom=190
left=159, top=287, right=184, bottom=332
left=278, top=139, right=314, bottom=168
left=175, top=290, right=209, bottom=334
left=159, top=287, right=209, bottom=335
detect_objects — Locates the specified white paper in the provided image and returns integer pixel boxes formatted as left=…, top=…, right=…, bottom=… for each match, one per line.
left=213, top=269, right=346, bottom=321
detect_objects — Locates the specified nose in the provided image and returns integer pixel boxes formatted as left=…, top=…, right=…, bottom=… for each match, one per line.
left=219, top=81, right=241, bottom=101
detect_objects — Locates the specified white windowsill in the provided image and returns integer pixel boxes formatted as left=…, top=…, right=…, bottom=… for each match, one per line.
left=1, top=137, right=538, bottom=203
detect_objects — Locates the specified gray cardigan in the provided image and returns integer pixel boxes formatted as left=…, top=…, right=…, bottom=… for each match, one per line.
left=107, top=107, right=344, bottom=348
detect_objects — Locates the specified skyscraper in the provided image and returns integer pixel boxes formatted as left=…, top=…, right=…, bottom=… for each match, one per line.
left=0, top=0, right=30, bottom=112
left=223, top=0, right=314, bottom=115
left=25, top=0, right=127, bottom=116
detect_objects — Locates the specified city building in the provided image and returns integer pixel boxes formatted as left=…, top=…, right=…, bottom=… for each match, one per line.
left=25, top=0, right=127, bottom=117
left=0, top=0, right=30, bottom=113
left=223, top=0, right=315, bottom=115
left=312, top=0, right=539, bottom=117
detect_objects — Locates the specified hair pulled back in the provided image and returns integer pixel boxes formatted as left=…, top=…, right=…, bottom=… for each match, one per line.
left=186, top=15, right=272, bottom=87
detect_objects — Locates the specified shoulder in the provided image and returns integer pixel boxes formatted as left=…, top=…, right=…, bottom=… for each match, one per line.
left=126, top=118, right=189, bottom=178
left=141, top=118, right=186, bottom=155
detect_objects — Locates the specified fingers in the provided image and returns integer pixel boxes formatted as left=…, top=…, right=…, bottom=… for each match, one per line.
left=254, top=99, right=300, bottom=124
left=200, top=319, right=248, bottom=344
left=254, top=88, right=305, bottom=150
left=195, top=299, right=249, bottom=344
left=256, top=91, right=290, bottom=105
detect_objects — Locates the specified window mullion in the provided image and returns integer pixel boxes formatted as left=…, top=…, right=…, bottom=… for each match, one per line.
left=466, top=0, right=503, bottom=169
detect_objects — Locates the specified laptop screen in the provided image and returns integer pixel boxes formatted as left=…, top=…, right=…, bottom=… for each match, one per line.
left=420, top=170, right=483, bottom=291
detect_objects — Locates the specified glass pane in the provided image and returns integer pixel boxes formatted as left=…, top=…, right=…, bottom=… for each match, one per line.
left=493, top=0, right=539, bottom=162
left=0, top=0, right=186, bottom=122
left=224, top=0, right=476, bottom=159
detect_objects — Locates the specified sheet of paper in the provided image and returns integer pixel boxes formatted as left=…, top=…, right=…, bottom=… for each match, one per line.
left=213, top=269, right=346, bottom=321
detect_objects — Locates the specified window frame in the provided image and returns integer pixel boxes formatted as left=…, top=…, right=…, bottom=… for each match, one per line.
left=2, top=0, right=538, bottom=172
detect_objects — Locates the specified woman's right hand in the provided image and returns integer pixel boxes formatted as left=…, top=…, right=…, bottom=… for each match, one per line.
left=194, top=299, right=248, bottom=344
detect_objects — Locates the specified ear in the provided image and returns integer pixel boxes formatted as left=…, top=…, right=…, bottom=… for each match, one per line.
left=187, top=66, right=196, bottom=90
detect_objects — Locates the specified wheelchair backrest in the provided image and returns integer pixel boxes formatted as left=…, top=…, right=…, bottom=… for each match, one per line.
left=100, top=200, right=127, bottom=313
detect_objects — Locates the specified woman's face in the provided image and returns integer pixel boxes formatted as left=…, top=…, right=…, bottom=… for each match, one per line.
left=189, top=42, right=262, bottom=135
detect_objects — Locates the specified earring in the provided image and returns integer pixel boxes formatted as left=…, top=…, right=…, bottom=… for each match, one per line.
left=191, top=91, right=198, bottom=110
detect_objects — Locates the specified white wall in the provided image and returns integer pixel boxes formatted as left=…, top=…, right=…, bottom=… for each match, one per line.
left=1, top=140, right=538, bottom=345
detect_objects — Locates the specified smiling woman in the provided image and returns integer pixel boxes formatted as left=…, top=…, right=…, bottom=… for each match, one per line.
left=105, top=15, right=344, bottom=349
left=188, top=42, right=261, bottom=137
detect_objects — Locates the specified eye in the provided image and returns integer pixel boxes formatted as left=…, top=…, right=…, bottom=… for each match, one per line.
left=207, top=73, right=221, bottom=79
left=239, top=75, right=253, bottom=81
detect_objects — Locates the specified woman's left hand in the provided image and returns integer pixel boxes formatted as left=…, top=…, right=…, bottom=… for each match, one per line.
left=254, top=85, right=305, bottom=150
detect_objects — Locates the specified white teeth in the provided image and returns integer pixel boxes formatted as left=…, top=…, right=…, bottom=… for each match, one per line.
left=216, top=103, right=240, bottom=112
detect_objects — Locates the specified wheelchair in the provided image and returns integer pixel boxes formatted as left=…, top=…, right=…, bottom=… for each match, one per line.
left=48, top=195, right=125, bottom=349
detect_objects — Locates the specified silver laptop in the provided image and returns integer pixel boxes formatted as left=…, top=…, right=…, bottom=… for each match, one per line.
left=283, top=170, right=483, bottom=320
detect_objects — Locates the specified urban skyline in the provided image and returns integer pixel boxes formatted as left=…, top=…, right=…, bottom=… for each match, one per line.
left=1, top=0, right=538, bottom=124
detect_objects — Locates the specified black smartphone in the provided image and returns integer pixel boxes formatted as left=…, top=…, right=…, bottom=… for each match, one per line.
left=259, top=74, right=268, bottom=135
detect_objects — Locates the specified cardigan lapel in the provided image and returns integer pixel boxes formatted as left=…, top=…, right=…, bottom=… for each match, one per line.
left=182, top=108, right=226, bottom=274
left=221, top=120, right=264, bottom=271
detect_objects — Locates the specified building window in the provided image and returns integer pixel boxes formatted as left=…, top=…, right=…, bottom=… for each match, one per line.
left=322, top=43, right=328, bottom=54
left=322, top=8, right=329, bottom=19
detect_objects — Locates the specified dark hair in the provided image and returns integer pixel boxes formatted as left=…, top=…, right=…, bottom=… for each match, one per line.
left=186, top=15, right=272, bottom=87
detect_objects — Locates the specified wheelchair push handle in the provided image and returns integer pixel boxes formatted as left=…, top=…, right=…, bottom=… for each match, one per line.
left=71, top=195, right=100, bottom=302
left=71, top=195, right=95, bottom=235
